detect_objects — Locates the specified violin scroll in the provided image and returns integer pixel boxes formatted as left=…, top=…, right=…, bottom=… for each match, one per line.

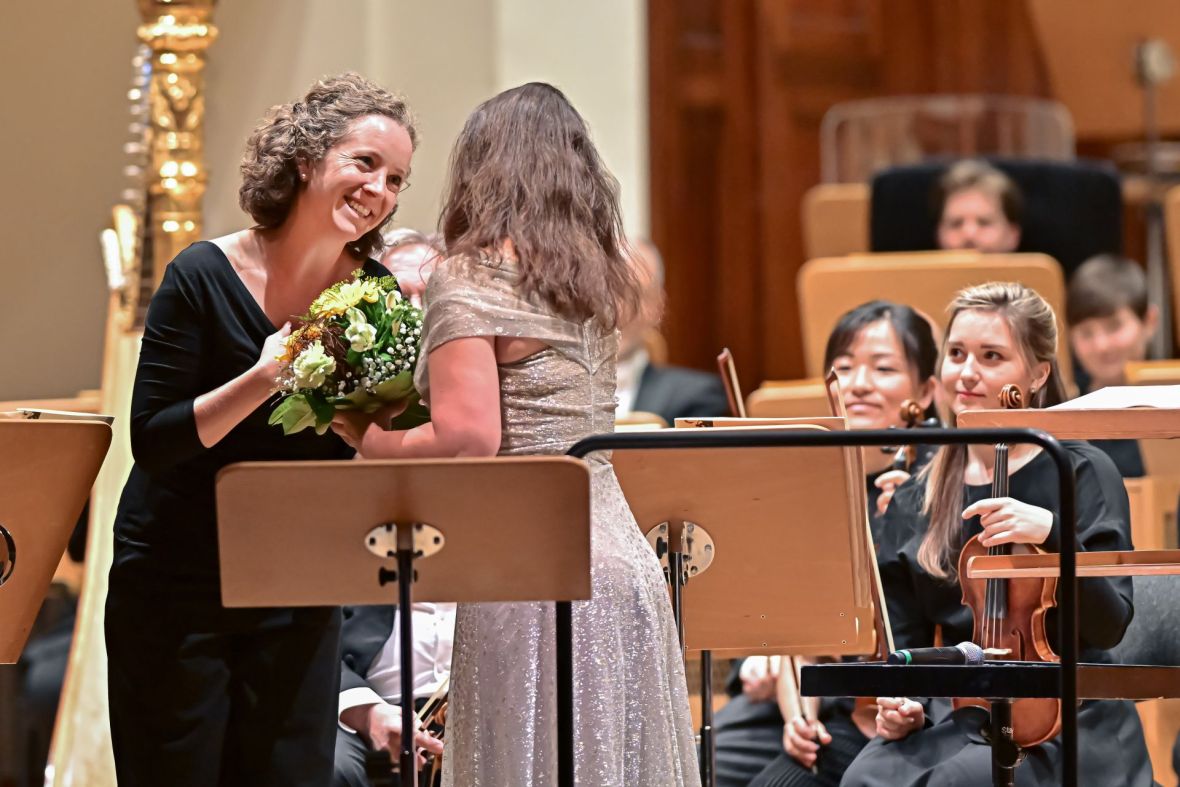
left=998, top=384, right=1025, bottom=410
left=899, top=399, right=924, bottom=427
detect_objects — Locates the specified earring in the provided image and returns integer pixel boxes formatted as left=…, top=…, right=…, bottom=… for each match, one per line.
left=300, top=172, right=307, bottom=182
left=1030, top=386, right=1038, bottom=396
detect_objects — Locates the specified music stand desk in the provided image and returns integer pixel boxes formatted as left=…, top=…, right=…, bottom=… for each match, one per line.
left=0, top=419, right=111, bottom=663
left=216, top=456, right=592, bottom=786
left=803, top=662, right=1180, bottom=702
left=958, top=406, right=1180, bottom=440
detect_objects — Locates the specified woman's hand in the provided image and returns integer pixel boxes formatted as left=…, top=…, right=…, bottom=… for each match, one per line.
left=874, top=469, right=911, bottom=516
left=331, top=400, right=409, bottom=453
left=875, top=697, right=924, bottom=740
left=253, top=322, right=292, bottom=383
left=739, top=656, right=779, bottom=703
left=331, top=410, right=371, bottom=452
left=961, top=497, right=1053, bottom=547
left=784, top=715, right=831, bottom=768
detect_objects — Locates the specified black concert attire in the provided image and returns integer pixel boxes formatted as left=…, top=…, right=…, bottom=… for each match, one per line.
left=841, top=441, right=1153, bottom=786
left=105, top=242, right=388, bottom=786
left=631, top=362, right=731, bottom=425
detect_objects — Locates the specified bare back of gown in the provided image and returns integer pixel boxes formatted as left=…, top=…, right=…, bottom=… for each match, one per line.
left=416, top=256, right=700, bottom=786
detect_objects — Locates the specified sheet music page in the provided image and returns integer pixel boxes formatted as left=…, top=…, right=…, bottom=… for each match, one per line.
left=1051, top=385, right=1180, bottom=410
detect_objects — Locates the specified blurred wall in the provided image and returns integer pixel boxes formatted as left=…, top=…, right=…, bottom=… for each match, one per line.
left=0, top=3, right=138, bottom=400
left=0, top=1, right=648, bottom=400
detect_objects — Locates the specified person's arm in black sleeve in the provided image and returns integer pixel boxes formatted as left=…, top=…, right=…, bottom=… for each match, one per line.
left=1041, top=447, right=1135, bottom=650
left=878, top=486, right=936, bottom=652
left=130, top=259, right=287, bottom=474
left=129, top=262, right=211, bottom=474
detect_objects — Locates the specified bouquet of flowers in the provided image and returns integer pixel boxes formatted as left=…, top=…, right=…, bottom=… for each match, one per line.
left=268, top=270, right=430, bottom=436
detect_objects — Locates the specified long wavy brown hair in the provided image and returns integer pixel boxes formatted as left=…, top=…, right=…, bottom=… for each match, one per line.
left=918, top=282, right=1066, bottom=580
left=438, top=83, right=641, bottom=328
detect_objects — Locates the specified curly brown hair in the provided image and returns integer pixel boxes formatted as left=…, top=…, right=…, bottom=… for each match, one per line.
left=438, top=82, right=640, bottom=328
left=239, top=72, right=417, bottom=260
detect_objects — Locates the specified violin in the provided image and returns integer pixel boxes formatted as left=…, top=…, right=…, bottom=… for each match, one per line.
left=415, top=681, right=448, bottom=787
left=885, top=399, right=938, bottom=473
left=954, top=384, right=1062, bottom=747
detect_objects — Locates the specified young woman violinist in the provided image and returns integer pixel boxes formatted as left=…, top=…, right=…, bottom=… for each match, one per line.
left=841, top=282, right=1153, bottom=786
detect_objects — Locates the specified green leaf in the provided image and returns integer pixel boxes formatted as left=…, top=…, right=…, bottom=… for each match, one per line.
left=269, top=394, right=319, bottom=436
left=373, top=371, right=414, bottom=401
left=307, top=394, right=336, bottom=428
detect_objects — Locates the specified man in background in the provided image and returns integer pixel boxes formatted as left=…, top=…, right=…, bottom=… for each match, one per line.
left=381, top=229, right=444, bottom=307
left=617, top=240, right=729, bottom=425
left=935, top=159, right=1023, bottom=253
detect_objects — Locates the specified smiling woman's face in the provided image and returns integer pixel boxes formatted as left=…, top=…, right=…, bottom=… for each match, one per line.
left=832, top=319, right=929, bottom=430
left=301, top=114, right=413, bottom=242
left=940, top=308, right=1047, bottom=416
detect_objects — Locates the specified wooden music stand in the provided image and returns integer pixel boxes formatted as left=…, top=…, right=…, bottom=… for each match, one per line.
left=1028, top=0, right=1180, bottom=355
left=0, top=419, right=112, bottom=663
left=609, top=419, right=890, bottom=785
left=1026, top=0, right=1180, bottom=141
left=215, top=456, right=592, bottom=787
left=614, top=424, right=880, bottom=656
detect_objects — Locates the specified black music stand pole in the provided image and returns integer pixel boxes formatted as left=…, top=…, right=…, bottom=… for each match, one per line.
left=987, top=698, right=1020, bottom=787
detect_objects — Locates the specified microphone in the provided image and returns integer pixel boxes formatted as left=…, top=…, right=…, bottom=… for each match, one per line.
left=887, top=642, right=984, bottom=666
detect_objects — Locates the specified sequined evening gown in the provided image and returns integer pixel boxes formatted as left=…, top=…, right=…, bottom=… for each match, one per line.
left=416, top=256, right=700, bottom=787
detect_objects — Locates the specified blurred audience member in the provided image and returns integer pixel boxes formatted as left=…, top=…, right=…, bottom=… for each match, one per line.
left=381, top=228, right=444, bottom=307
left=1067, top=255, right=1158, bottom=392
left=935, top=159, right=1023, bottom=253
left=617, top=240, right=729, bottom=424
left=1065, top=254, right=1157, bottom=478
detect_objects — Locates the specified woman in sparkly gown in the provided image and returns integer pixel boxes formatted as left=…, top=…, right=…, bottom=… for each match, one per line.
left=340, top=83, right=701, bottom=786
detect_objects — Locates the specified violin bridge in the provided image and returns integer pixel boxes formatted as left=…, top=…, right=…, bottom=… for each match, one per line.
left=983, top=647, right=1012, bottom=658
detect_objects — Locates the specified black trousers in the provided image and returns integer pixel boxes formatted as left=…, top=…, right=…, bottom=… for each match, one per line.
left=106, top=586, right=341, bottom=787
left=714, top=695, right=785, bottom=787
left=748, top=713, right=868, bottom=787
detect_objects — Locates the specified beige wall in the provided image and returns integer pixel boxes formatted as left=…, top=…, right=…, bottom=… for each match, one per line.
left=0, top=2, right=138, bottom=400
left=493, top=0, right=649, bottom=235
left=0, top=2, right=647, bottom=401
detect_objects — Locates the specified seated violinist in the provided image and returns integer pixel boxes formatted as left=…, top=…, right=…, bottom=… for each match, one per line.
left=841, top=282, right=1152, bottom=787
left=712, top=300, right=938, bottom=787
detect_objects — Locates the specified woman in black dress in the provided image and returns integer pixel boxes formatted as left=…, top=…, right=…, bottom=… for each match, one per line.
left=841, top=282, right=1153, bottom=786
left=104, top=73, right=416, bottom=786
left=715, top=301, right=939, bottom=787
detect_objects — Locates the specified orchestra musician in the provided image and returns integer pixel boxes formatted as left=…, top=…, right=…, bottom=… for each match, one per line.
left=840, top=282, right=1153, bottom=786
left=713, top=300, right=939, bottom=787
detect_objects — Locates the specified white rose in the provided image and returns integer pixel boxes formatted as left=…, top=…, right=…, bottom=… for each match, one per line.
left=344, top=308, right=377, bottom=352
left=292, top=341, right=336, bottom=389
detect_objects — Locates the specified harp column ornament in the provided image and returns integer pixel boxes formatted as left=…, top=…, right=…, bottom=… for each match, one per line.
left=137, top=0, right=218, bottom=292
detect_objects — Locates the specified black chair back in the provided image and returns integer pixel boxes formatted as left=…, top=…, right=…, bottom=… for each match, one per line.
left=870, top=158, right=1123, bottom=279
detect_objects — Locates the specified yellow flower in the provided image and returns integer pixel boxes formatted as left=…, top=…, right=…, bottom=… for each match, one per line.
left=310, top=278, right=382, bottom=317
